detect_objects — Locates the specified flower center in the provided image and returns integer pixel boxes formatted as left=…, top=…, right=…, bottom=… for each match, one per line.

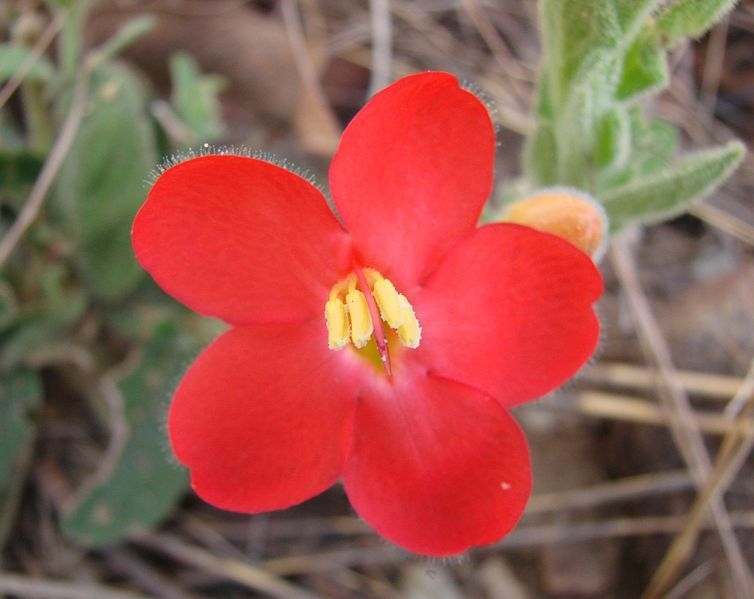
left=325, top=268, right=421, bottom=373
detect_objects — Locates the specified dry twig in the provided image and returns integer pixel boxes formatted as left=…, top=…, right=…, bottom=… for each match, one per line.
left=611, top=232, right=752, bottom=597
left=0, top=60, right=89, bottom=267
left=642, top=357, right=754, bottom=599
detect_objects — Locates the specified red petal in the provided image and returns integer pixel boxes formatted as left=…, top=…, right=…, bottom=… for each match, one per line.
left=329, top=72, right=495, bottom=291
left=133, top=155, right=351, bottom=325
left=414, top=224, right=602, bottom=407
left=168, top=321, right=357, bottom=513
left=343, top=371, right=531, bottom=556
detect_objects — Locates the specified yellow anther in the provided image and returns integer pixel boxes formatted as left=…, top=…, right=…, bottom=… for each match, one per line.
left=330, top=274, right=356, bottom=301
left=345, top=289, right=373, bottom=349
left=325, top=298, right=350, bottom=350
left=396, top=294, right=421, bottom=349
left=372, top=278, right=404, bottom=329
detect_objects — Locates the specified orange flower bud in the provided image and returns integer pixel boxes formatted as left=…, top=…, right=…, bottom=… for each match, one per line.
left=500, top=188, right=608, bottom=261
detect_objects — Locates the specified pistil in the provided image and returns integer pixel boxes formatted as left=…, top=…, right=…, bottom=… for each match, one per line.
left=355, top=267, right=392, bottom=376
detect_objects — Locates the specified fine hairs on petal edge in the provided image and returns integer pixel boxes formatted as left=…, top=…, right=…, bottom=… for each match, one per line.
left=460, top=79, right=501, bottom=136
left=144, top=144, right=323, bottom=192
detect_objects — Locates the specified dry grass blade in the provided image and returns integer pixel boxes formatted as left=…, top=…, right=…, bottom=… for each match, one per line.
left=699, top=16, right=730, bottom=119
left=281, top=0, right=342, bottom=156
left=574, top=390, right=750, bottom=436
left=458, top=0, right=529, bottom=109
left=527, top=470, right=693, bottom=514
left=129, top=530, right=325, bottom=599
left=581, top=362, right=744, bottom=399
left=368, top=0, right=393, bottom=96
left=611, top=233, right=753, bottom=597
left=689, top=203, right=754, bottom=246
left=502, top=511, right=754, bottom=548
left=0, top=571, right=148, bottom=599
left=642, top=358, right=754, bottom=599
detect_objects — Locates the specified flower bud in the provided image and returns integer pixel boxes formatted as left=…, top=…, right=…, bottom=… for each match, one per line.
left=500, top=187, right=608, bottom=261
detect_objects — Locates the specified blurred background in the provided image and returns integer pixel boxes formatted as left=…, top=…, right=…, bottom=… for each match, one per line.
left=1, top=0, right=754, bottom=597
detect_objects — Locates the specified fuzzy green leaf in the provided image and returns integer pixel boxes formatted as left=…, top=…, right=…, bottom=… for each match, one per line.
left=0, top=370, right=42, bottom=548
left=554, top=49, right=622, bottom=186
left=169, top=52, right=225, bottom=143
left=612, top=0, right=664, bottom=36
left=657, top=0, right=738, bottom=45
left=53, top=62, right=157, bottom=301
left=539, top=0, right=623, bottom=105
left=62, top=322, right=196, bottom=546
left=631, top=113, right=679, bottom=177
left=524, top=121, right=559, bottom=186
left=603, top=140, right=745, bottom=231
left=598, top=113, right=678, bottom=191
left=595, top=107, right=630, bottom=169
left=0, top=43, right=55, bottom=82
left=616, top=29, right=668, bottom=101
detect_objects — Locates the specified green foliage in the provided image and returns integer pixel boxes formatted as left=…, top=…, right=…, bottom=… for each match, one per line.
left=0, top=6, right=227, bottom=547
left=0, top=150, right=43, bottom=205
left=169, top=52, right=225, bottom=142
left=0, top=264, right=86, bottom=371
left=92, top=15, right=156, bottom=66
left=0, top=43, right=55, bottom=82
left=656, top=0, right=738, bottom=45
left=615, top=28, right=668, bottom=101
left=603, top=140, right=745, bottom=231
left=0, top=370, right=42, bottom=547
left=62, top=322, right=196, bottom=546
left=53, top=62, right=157, bottom=301
left=523, top=0, right=743, bottom=232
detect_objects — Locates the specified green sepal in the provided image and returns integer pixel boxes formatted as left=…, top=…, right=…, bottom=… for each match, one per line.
left=61, top=321, right=196, bottom=546
left=603, top=140, right=745, bottom=231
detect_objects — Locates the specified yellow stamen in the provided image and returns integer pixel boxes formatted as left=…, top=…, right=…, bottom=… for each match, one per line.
left=325, top=298, right=350, bottom=350
left=345, top=289, right=373, bottom=349
left=325, top=268, right=421, bottom=356
left=330, top=274, right=356, bottom=301
left=396, top=294, right=421, bottom=348
left=372, top=278, right=404, bottom=329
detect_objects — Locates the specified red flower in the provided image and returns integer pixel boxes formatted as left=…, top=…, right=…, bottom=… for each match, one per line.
left=132, top=72, right=602, bottom=556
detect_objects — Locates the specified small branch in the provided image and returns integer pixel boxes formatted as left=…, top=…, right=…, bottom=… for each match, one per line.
left=0, top=13, right=65, bottom=111
left=0, top=64, right=90, bottom=268
left=642, top=357, right=754, bottom=599
left=129, top=530, right=324, bottom=599
left=458, top=0, right=529, bottom=109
